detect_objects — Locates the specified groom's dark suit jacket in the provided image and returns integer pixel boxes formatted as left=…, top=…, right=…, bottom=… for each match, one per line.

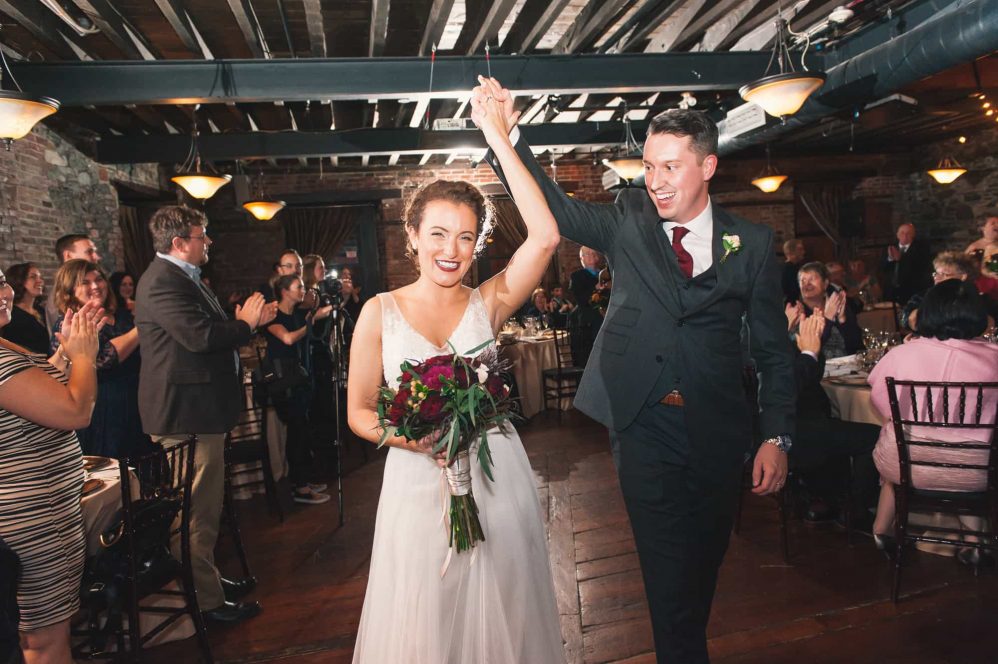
left=489, top=138, right=795, bottom=468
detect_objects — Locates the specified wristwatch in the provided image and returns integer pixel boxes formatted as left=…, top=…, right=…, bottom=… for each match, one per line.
left=763, top=435, right=792, bottom=454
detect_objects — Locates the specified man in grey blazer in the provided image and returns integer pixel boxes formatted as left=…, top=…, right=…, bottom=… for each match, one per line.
left=478, top=79, right=795, bottom=663
left=135, top=205, right=276, bottom=624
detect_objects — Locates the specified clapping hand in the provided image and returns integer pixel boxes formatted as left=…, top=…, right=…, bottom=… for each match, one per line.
left=887, top=245, right=901, bottom=261
left=785, top=301, right=804, bottom=330
left=796, top=311, right=826, bottom=354
left=823, top=290, right=847, bottom=324
left=235, top=292, right=276, bottom=330
left=55, top=301, right=105, bottom=365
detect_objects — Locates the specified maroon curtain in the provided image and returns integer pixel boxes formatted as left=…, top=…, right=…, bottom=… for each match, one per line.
left=490, top=197, right=528, bottom=247
left=283, top=206, right=360, bottom=259
left=119, top=205, right=156, bottom=277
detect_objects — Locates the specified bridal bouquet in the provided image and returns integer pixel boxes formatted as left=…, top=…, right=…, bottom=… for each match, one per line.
left=377, top=342, right=516, bottom=553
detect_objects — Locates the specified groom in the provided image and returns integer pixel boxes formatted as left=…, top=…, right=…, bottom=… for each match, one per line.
left=478, top=80, right=795, bottom=663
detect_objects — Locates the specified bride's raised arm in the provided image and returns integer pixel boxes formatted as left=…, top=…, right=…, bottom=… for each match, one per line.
left=472, top=76, right=560, bottom=332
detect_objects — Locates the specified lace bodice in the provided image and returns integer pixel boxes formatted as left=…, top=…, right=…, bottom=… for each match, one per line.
left=379, top=289, right=495, bottom=389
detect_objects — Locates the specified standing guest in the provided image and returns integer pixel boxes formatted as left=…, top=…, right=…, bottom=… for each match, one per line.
left=263, top=275, right=333, bottom=504
left=135, top=205, right=276, bottom=625
left=302, top=254, right=325, bottom=310
left=109, top=271, right=137, bottom=313
left=569, top=246, right=601, bottom=306
left=480, top=78, right=793, bottom=663
left=1, top=263, right=49, bottom=355
left=788, top=262, right=863, bottom=359
left=339, top=267, right=364, bottom=323
left=882, top=222, right=932, bottom=305
left=45, top=234, right=101, bottom=336
left=964, top=210, right=998, bottom=258
left=845, top=258, right=881, bottom=306
left=50, top=260, right=147, bottom=460
left=781, top=239, right=806, bottom=304
left=869, top=280, right=998, bottom=566
left=0, top=265, right=103, bottom=664
left=259, top=249, right=303, bottom=303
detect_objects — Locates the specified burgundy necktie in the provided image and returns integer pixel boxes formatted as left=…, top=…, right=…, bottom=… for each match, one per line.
left=671, top=226, right=694, bottom=279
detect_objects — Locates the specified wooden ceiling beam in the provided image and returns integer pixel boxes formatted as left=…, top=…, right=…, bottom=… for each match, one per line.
left=71, top=0, right=161, bottom=59
left=153, top=0, right=201, bottom=55
left=614, top=0, right=685, bottom=51
left=671, top=0, right=759, bottom=52
left=419, top=0, right=456, bottom=55
left=552, top=0, right=634, bottom=55
left=369, top=0, right=389, bottom=57
left=0, top=0, right=93, bottom=60
left=465, top=0, right=520, bottom=54
left=503, top=0, right=571, bottom=53
left=226, top=0, right=268, bottom=59
left=301, top=0, right=327, bottom=57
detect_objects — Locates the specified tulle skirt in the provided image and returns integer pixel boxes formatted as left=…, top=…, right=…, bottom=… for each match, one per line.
left=352, top=426, right=565, bottom=664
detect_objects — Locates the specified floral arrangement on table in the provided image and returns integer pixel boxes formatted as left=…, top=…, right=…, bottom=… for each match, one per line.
left=985, top=254, right=998, bottom=276
left=377, top=342, right=516, bottom=553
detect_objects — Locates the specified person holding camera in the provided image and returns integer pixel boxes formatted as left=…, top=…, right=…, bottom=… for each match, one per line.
left=263, top=274, right=333, bottom=505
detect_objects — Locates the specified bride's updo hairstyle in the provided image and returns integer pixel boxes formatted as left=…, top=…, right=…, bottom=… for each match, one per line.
left=402, top=180, right=494, bottom=263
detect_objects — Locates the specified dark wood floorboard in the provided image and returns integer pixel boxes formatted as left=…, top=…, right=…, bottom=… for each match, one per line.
left=140, top=411, right=998, bottom=664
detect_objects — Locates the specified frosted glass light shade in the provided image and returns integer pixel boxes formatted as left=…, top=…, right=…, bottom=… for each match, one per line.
left=739, top=72, right=825, bottom=118
left=603, top=157, right=644, bottom=182
left=171, top=173, right=232, bottom=199
left=751, top=174, right=788, bottom=193
left=0, top=91, right=59, bottom=146
left=243, top=200, right=286, bottom=220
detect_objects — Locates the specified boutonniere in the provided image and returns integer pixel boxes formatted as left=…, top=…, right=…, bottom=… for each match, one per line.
left=721, top=232, right=742, bottom=263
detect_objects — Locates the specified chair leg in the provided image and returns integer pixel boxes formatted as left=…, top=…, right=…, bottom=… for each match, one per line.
left=891, top=515, right=908, bottom=603
left=181, top=530, right=214, bottom=663
left=777, top=484, right=791, bottom=563
left=733, top=482, right=745, bottom=535
left=223, top=481, right=253, bottom=579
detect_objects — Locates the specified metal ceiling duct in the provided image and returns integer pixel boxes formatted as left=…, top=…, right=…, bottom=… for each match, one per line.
left=718, top=0, right=998, bottom=155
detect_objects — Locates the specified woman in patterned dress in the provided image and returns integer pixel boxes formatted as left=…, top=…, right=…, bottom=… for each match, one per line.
left=0, top=267, right=102, bottom=664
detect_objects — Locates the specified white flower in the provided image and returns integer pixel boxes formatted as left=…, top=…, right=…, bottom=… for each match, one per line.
left=724, top=234, right=741, bottom=250
left=476, top=365, right=490, bottom=384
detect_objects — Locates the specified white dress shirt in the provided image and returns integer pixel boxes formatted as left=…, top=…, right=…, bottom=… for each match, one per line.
left=663, top=200, right=714, bottom=278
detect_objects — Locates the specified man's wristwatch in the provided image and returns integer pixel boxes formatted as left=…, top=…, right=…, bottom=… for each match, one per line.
left=763, top=435, right=792, bottom=454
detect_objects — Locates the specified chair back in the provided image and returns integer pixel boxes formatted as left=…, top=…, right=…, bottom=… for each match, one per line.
left=884, top=379, right=998, bottom=495
left=552, top=329, right=575, bottom=371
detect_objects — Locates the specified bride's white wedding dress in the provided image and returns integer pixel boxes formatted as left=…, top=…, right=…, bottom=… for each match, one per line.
left=352, top=289, right=564, bottom=664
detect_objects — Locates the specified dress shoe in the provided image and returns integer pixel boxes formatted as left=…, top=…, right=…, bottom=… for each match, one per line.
left=803, top=499, right=838, bottom=524
left=220, top=576, right=257, bottom=602
left=873, top=533, right=897, bottom=561
left=956, top=547, right=995, bottom=575
left=202, top=600, right=261, bottom=625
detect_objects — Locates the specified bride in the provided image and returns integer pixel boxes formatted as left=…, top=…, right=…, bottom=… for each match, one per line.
left=346, top=79, right=565, bottom=663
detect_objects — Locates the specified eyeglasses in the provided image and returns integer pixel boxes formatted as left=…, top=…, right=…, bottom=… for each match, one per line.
left=279, top=263, right=299, bottom=269
left=181, top=231, right=209, bottom=241
left=932, top=270, right=962, bottom=280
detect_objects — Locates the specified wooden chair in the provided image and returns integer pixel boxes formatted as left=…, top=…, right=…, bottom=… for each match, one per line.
left=227, top=384, right=285, bottom=523
left=542, top=329, right=585, bottom=415
left=884, top=378, right=998, bottom=603
left=75, top=435, right=213, bottom=662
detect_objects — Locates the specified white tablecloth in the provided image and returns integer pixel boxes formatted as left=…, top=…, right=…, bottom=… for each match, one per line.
left=502, top=337, right=571, bottom=418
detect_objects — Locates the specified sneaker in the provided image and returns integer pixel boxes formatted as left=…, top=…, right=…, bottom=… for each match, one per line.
left=293, top=488, right=331, bottom=505
left=308, top=483, right=328, bottom=492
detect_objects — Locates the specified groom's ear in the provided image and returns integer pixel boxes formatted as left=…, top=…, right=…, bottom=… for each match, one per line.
left=701, top=154, right=718, bottom=182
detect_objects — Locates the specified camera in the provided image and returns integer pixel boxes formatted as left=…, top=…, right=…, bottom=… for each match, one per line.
left=317, top=276, right=343, bottom=308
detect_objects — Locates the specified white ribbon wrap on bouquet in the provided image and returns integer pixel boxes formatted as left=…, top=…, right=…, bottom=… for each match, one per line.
left=445, top=450, right=473, bottom=496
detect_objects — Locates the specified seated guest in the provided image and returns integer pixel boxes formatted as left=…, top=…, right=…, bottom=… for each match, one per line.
left=844, top=258, right=881, bottom=307
left=0, top=268, right=102, bottom=664
left=547, top=285, right=572, bottom=328
left=782, top=239, right=806, bottom=304
left=109, top=271, right=137, bottom=312
left=51, top=260, right=148, bottom=459
left=264, top=275, right=333, bottom=505
left=975, top=244, right=998, bottom=310
left=827, top=261, right=862, bottom=315
left=1, top=263, right=49, bottom=355
left=964, top=209, right=997, bottom=258
left=788, top=262, right=863, bottom=359
left=791, top=310, right=879, bottom=526
left=899, top=251, right=977, bottom=331
left=869, top=280, right=998, bottom=565
left=521, top=287, right=551, bottom=322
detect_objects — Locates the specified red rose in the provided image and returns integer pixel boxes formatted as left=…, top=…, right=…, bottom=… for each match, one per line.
left=485, top=374, right=506, bottom=398
left=387, top=404, right=405, bottom=424
left=400, top=370, right=413, bottom=384
left=393, top=388, right=411, bottom=409
left=454, top=364, right=475, bottom=388
left=419, top=394, right=447, bottom=423
left=421, top=355, right=453, bottom=370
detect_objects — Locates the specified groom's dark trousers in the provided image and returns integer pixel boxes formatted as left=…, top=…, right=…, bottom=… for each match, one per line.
left=614, top=404, right=742, bottom=664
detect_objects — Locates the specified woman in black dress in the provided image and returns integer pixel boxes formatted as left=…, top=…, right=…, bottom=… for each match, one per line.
left=50, top=260, right=149, bottom=459
left=264, top=274, right=333, bottom=505
left=1, top=263, right=50, bottom=355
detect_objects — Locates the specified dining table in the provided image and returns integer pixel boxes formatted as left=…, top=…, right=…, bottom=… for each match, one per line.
left=856, top=303, right=897, bottom=334
left=501, top=332, right=572, bottom=418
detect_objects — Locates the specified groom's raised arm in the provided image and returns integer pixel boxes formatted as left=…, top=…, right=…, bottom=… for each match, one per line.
left=485, top=129, right=623, bottom=256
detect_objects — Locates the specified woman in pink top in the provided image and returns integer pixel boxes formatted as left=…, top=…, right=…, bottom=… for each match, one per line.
left=868, top=280, right=998, bottom=564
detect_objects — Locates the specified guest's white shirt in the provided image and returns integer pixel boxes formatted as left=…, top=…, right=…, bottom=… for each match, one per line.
left=663, top=200, right=714, bottom=278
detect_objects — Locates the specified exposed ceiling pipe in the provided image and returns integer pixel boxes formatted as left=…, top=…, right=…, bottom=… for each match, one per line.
left=718, top=0, right=998, bottom=155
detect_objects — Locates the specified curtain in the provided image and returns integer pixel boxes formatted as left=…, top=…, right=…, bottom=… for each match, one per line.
left=490, top=197, right=528, bottom=247
left=119, top=205, right=156, bottom=277
left=797, top=182, right=855, bottom=256
left=283, top=206, right=363, bottom=259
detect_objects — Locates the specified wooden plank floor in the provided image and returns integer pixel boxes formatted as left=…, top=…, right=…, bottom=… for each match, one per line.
left=143, top=411, right=998, bottom=664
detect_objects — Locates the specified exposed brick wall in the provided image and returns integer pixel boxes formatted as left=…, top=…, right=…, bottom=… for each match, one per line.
left=0, top=126, right=160, bottom=278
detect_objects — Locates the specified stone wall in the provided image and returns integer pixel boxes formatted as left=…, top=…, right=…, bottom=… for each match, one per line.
left=0, top=126, right=160, bottom=277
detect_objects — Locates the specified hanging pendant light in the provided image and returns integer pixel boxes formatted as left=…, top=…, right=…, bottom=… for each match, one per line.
left=926, top=157, right=967, bottom=185
left=242, top=169, right=286, bottom=220
left=0, top=30, right=59, bottom=149
left=739, top=9, right=825, bottom=121
left=171, top=104, right=231, bottom=200
left=603, top=114, right=644, bottom=184
left=751, top=145, right=789, bottom=193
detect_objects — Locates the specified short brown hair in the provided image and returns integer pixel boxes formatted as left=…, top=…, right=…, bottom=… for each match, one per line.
left=401, top=180, right=494, bottom=261
left=52, top=259, right=116, bottom=315
left=148, top=205, right=207, bottom=254
left=5, top=262, right=38, bottom=303
left=54, top=234, right=89, bottom=262
left=799, top=261, right=829, bottom=282
left=647, top=109, right=718, bottom=161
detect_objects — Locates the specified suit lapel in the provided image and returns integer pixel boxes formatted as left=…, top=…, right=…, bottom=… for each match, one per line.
left=159, top=258, right=227, bottom=320
left=626, top=195, right=684, bottom=317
